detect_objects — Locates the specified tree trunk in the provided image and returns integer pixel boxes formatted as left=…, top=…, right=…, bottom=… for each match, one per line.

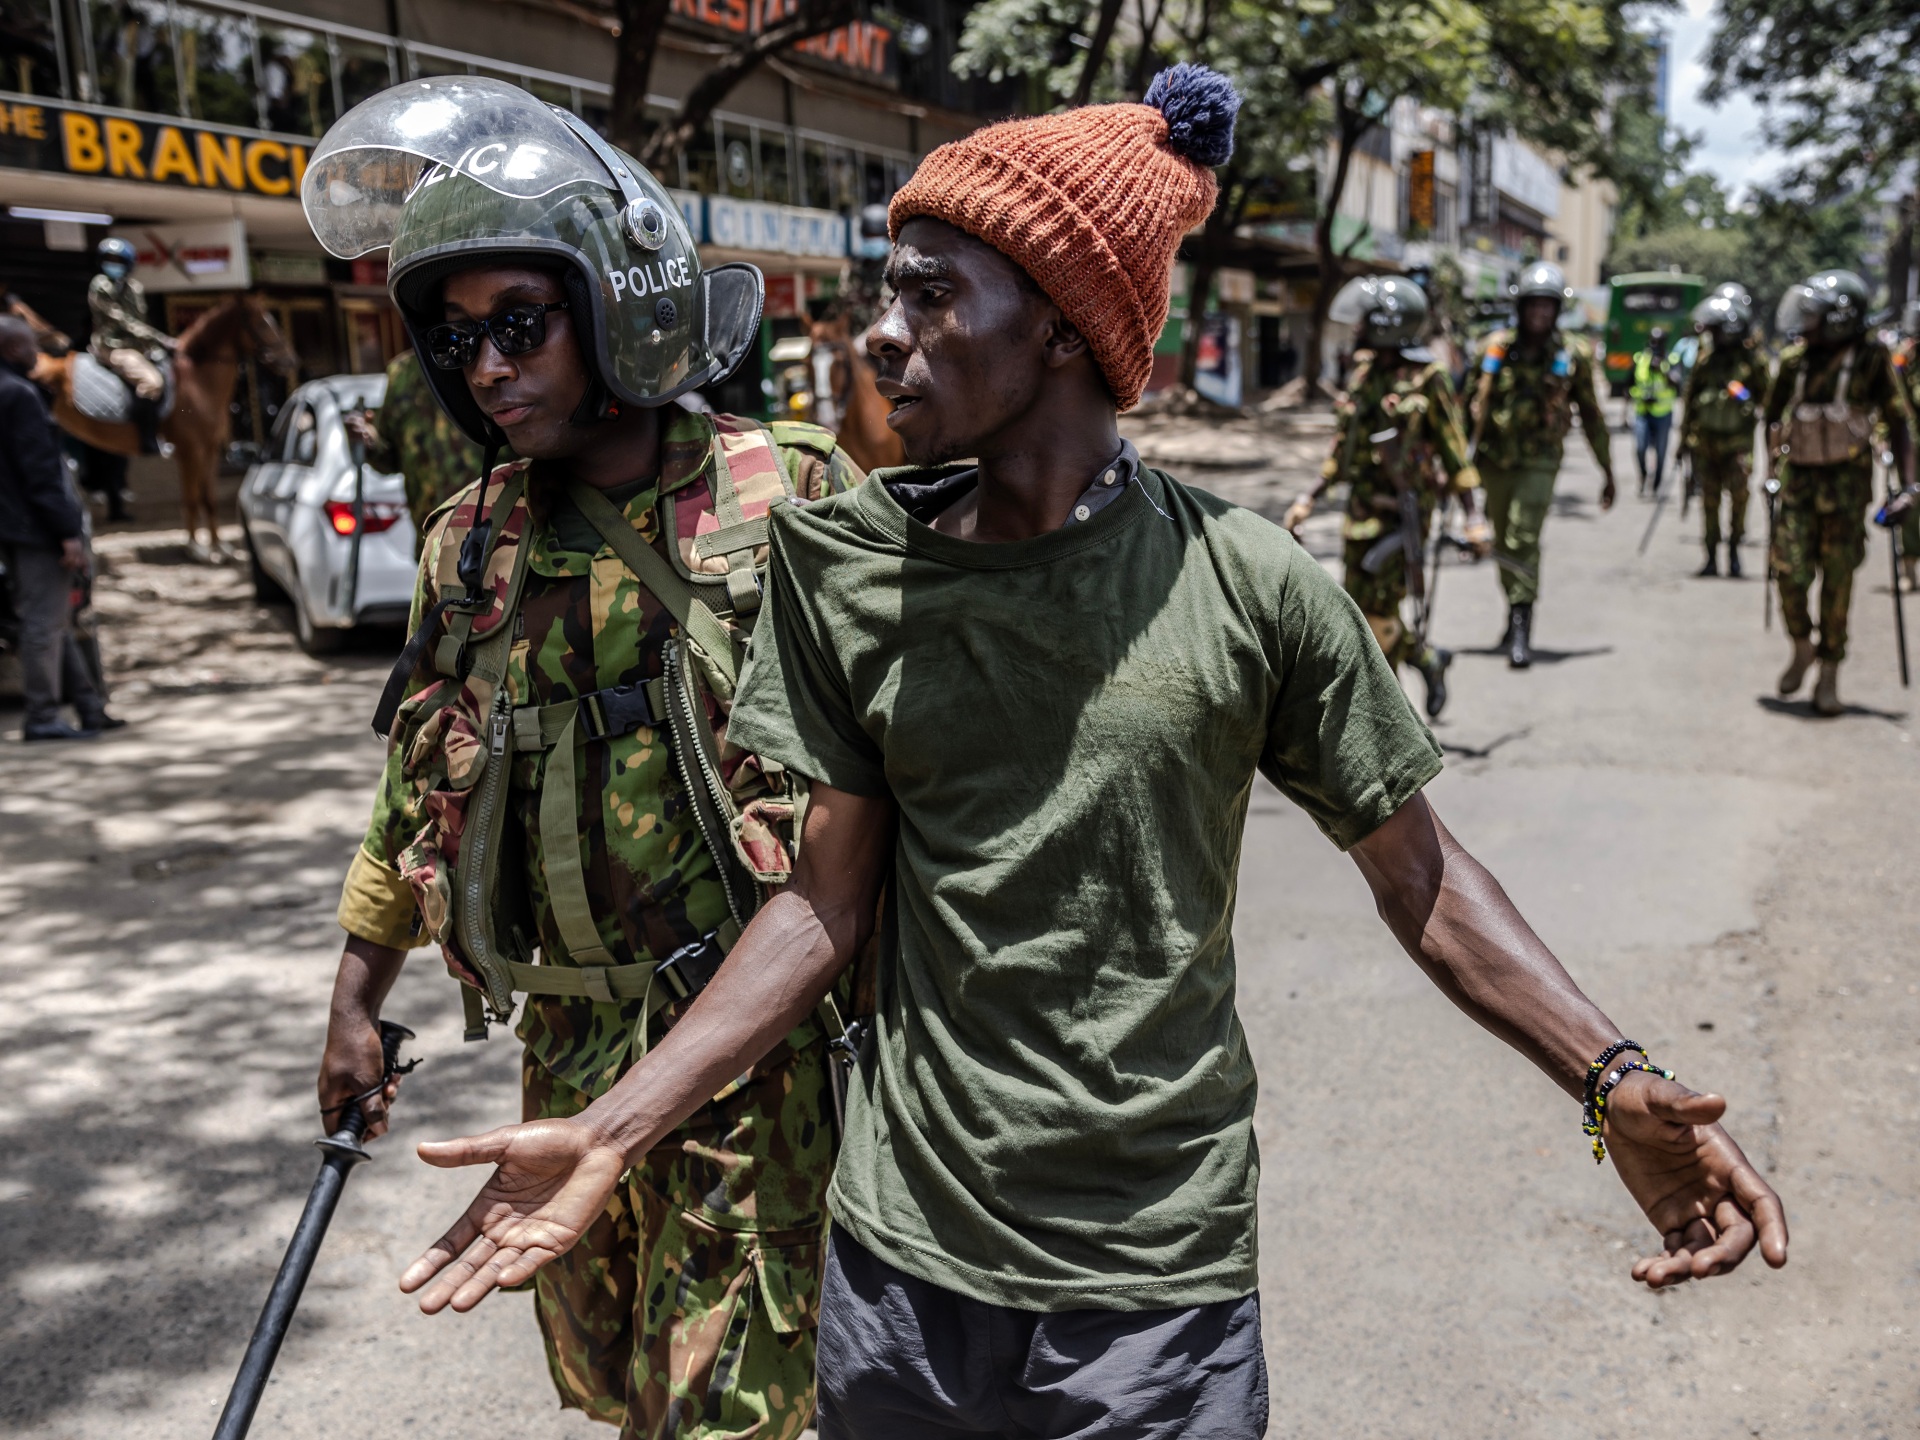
left=1305, top=101, right=1365, bottom=401
left=1071, top=0, right=1126, bottom=105
left=607, top=0, right=675, bottom=156
left=638, top=0, right=856, bottom=170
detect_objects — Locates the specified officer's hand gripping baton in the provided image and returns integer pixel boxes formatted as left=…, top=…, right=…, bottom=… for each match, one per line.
left=211, top=1021, right=417, bottom=1440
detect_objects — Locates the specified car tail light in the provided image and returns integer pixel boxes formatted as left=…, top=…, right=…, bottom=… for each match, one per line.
left=324, top=500, right=406, bottom=536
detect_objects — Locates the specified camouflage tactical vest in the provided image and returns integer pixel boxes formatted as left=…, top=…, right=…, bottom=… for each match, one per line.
left=381, top=416, right=823, bottom=1041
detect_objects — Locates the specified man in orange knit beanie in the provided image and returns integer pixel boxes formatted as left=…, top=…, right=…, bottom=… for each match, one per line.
left=407, top=66, right=1788, bottom=1438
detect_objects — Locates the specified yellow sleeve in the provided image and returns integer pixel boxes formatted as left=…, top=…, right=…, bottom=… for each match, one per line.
left=337, top=844, right=420, bottom=949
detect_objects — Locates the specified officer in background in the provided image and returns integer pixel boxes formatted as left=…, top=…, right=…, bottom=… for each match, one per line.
left=1285, top=275, right=1488, bottom=717
left=1679, top=292, right=1767, bottom=577
left=1764, top=269, right=1916, bottom=715
left=1468, top=261, right=1618, bottom=668
left=1891, top=299, right=1920, bottom=592
left=1630, top=326, right=1680, bottom=497
left=86, top=238, right=173, bottom=456
left=344, top=348, right=488, bottom=550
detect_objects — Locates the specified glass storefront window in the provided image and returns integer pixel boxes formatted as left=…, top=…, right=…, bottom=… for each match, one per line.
left=800, top=138, right=829, bottom=210
left=862, top=153, right=887, bottom=205
left=171, top=3, right=255, bottom=127
left=87, top=0, right=175, bottom=115
left=718, top=121, right=756, bottom=199
left=258, top=22, right=332, bottom=136
left=759, top=128, right=792, bottom=206
left=682, top=120, right=719, bottom=196
left=334, top=35, right=394, bottom=114
left=404, top=47, right=470, bottom=81
left=1, top=0, right=66, bottom=98
left=825, top=144, right=857, bottom=212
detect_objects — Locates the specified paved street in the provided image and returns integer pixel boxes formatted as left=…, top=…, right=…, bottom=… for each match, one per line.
left=3, top=421, right=1916, bottom=1439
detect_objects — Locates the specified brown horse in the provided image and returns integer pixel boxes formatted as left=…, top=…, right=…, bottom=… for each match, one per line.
left=807, top=312, right=905, bottom=473
left=33, top=294, right=296, bottom=556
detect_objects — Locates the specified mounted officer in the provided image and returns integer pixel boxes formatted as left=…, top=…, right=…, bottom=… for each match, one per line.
left=1285, top=275, right=1487, bottom=717
left=86, top=237, right=173, bottom=455
left=1764, top=269, right=1917, bottom=714
left=1679, top=291, right=1767, bottom=577
left=304, top=79, right=864, bottom=1436
left=1467, top=261, right=1617, bottom=668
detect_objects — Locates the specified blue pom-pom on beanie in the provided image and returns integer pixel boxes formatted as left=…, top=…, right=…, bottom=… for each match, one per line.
left=1143, top=63, right=1239, bottom=168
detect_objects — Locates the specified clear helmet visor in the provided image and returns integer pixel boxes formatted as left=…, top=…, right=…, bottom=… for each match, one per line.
left=1328, top=276, right=1424, bottom=334
left=1775, top=284, right=1823, bottom=338
left=302, top=77, right=613, bottom=259
left=1692, top=295, right=1749, bottom=333
left=1328, top=277, right=1382, bottom=328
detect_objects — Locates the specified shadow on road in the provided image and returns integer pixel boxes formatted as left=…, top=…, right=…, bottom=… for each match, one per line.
left=1455, top=644, right=1615, bottom=665
left=1756, top=694, right=1909, bottom=725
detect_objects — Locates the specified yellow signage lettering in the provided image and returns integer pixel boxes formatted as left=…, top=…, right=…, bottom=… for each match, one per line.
left=243, top=138, right=290, bottom=195
left=61, top=112, right=105, bottom=172
left=196, top=131, right=243, bottom=190
left=20, top=104, right=45, bottom=140
left=104, top=118, right=145, bottom=178
left=149, top=125, right=199, bottom=184
left=289, top=145, right=307, bottom=192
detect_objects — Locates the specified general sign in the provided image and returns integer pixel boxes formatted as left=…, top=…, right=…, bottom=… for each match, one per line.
left=0, top=97, right=310, bottom=199
left=705, top=196, right=849, bottom=258
left=110, top=218, right=251, bottom=292
left=668, top=0, right=896, bottom=83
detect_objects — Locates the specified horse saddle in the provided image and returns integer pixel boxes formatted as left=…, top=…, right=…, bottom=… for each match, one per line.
left=70, top=351, right=176, bottom=426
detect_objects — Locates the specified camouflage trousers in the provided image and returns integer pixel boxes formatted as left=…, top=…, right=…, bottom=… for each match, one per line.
left=1772, top=459, right=1874, bottom=663
left=1342, top=525, right=1434, bottom=670
left=1479, top=463, right=1556, bottom=605
left=1692, top=434, right=1751, bottom=551
left=522, top=1048, right=832, bottom=1440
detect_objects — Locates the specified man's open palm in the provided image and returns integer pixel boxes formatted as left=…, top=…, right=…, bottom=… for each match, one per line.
left=1601, top=1073, right=1789, bottom=1288
left=400, top=1118, right=627, bottom=1313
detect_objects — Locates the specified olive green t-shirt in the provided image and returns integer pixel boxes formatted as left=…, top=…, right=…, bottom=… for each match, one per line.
left=728, top=465, right=1443, bottom=1312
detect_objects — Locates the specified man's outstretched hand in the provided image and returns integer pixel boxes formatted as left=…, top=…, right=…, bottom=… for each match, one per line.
left=1601, top=1072, right=1789, bottom=1288
left=400, top=1118, right=627, bottom=1313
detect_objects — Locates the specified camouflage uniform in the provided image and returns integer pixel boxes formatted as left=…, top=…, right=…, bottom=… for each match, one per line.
left=86, top=272, right=169, bottom=399
left=1763, top=339, right=1916, bottom=662
left=1893, top=340, right=1920, bottom=567
left=362, top=349, right=488, bottom=547
left=1323, top=352, right=1479, bottom=665
left=336, top=410, right=861, bottom=1439
left=1679, top=333, right=1767, bottom=552
left=1468, top=330, right=1614, bottom=605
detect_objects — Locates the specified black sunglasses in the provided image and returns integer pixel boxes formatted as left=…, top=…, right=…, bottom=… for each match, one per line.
left=422, top=300, right=569, bottom=371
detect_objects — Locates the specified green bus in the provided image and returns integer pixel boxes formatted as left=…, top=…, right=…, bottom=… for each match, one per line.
left=1603, top=272, right=1705, bottom=397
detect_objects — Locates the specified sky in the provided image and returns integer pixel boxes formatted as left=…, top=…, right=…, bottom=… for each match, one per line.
left=1662, top=0, right=1790, bottom=202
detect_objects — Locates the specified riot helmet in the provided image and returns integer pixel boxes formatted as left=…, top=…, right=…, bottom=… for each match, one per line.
left=1510, top=261, right=1573, bottom=308
left=302, top=78, right=763, bottom=445
left=98, top=236, right=136, bottom=278
left=1647, top=325, right=1668, bottom=355
left=1328, top=274, right=1428, bottom=349
left=1775, top=269, right=1870, bottom=345
left=1691, top=293, right=1752, bottom=340
left=1710, top=281, right=1753, bottom=310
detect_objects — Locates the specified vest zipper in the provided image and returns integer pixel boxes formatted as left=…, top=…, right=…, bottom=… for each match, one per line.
left=460, top=691, right=516, bottom=1016
left=663, top=639, right=751, bottom=929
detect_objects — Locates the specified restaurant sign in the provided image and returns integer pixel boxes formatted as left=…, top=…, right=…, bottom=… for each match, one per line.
left=0, top=97, right=310, bottom=199
left=669, top=0, right=896, bottom=83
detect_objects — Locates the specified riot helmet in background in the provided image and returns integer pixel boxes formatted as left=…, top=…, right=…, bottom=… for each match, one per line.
left=1328, top=275, right=1429, bottom=349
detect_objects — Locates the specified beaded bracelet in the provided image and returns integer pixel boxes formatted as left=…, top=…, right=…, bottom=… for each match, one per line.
left=1583, top=1040, right=1647, bottom=1110
left=1583, top=1058, right=1676, bottom=1163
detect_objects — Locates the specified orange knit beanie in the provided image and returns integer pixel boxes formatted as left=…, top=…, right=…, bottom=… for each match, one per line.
left=888, top=64, right=1239, bottom=411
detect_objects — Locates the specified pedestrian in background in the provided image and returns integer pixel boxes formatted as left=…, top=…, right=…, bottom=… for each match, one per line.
left=344, top=347, right=488, bottom=549
left=1630, top=326, right=1680, bottom=498
left=0, top=316, right=118, bottom=741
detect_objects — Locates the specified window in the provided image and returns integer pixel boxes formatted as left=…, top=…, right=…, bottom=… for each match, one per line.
left=760, top=128, right=793, bottom=205
left=800, top=138, right=829, bottom=210
left=171, top=4, right=256, bottom=128
left=286, top=403, right=317, bottom=465
left=1621, top=287, right=1687, bottom=314
left=683, top=120, right=720, bottom=196
left=86, top=0, right=175, bottom=114
left=335, top=36, right=395, bottom=115
left=0, top=0, right=65, bottom=98
left=257, top=24, right=333, bottom=136
left=717, top=120, right=756, bottom=198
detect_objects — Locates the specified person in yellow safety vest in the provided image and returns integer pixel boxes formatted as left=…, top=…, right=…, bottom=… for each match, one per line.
left=1631, top=326, right=1681, bottom=498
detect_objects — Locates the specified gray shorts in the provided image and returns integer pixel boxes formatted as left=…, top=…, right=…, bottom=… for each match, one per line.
left=815, top=1225, right=1269, bottom=1440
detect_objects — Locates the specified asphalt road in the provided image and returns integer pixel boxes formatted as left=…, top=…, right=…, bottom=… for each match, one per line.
left=3, top=422, right=1916, bottom=1439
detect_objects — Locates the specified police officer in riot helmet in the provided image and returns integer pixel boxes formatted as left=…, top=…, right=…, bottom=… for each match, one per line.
left=1680, top=290, right=1764, bottom=576
left=1285, top=275, right=1487, bottom=717
left=87, top=236, right=174, bottom=455
left=1763, top=269, right=1918, bottom=712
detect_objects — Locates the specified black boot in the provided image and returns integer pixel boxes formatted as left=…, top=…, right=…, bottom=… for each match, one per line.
left=1697, top=547, right=1719, bottom=577
left=1414, top=646, right=1453, bottom=719
left=1508, top=602, right=1534, bottom=669
left=1726, top=544, right=1742, bottom=579
left=1496, top=607, right=1516, bottom=651
left=132, top=396, right=162, bottom=456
